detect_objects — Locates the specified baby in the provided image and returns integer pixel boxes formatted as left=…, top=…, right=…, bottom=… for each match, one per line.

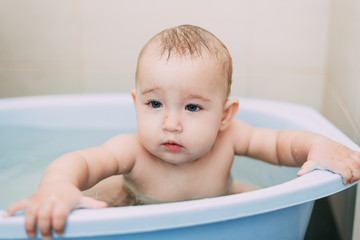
left=5, top=25, right=360, bottom=239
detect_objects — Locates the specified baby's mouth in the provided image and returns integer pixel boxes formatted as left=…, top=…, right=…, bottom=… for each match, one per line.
left=163, top=141, right=183, bottom=152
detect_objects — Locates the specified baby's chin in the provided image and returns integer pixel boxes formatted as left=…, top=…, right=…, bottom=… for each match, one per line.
left=154, top=151, right=200, bottom=166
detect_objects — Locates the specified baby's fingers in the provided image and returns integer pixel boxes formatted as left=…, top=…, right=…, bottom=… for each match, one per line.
left=350, top=169, right=360, bottom=184
left=38, top=203, right=54, bottom=239
left=339, top=166, right=353, bottom=184
left=24, top=203, right=41, bottom=238
left=297, top=161, right=319, bottom=177
left=335, top=152, right=360, bottom=184
left=52, top=203, right=71, bottom=235
left=348, top=155, right=360, bottom=183
left=77, top=196, right=107, bottom=209
left=51, top=197, right=106, bottom=236
left=350, top=151, right=360, bottom=182
left=298, top=160, right=354, bottom=184
left=4, top=199, right=29, bottom=217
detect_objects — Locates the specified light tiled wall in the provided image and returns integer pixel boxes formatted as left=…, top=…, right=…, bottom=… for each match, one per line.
left=0, top=0, right=330, bottom=112
left=324, top=0, right=360, bottom=145
left=323, top=1, right=360, bottom=240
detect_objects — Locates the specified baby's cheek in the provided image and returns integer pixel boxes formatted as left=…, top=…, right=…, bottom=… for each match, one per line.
left=191, top=130, right=218, bottom=152
left=138, top=115, right=159, bottom=133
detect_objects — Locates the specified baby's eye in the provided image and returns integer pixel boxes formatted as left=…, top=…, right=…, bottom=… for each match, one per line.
left=148, top=100, right=162, bottom=109
left=185, top=104, right=202, bottom=112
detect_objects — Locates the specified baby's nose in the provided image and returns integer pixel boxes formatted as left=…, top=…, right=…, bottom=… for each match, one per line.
left=162, top=114, right=183, bottom=132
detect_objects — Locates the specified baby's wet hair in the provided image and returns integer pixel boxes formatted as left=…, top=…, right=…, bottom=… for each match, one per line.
left=136, top=25, right=233, bottom=97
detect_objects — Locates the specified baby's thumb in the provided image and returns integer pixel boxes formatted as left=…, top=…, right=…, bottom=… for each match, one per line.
left=77, top=196, right=107, bottom=209
left=297, top=161, right=317, bottom=177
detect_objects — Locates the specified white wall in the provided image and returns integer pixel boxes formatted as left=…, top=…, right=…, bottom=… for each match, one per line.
left=324, top=1, right=360, bottom=240
left=0, top=0, right=330, bottom=112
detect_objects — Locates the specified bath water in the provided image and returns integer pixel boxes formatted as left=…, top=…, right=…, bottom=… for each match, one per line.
left=0, top=125, right=299, bottom=209
left=0, top=125, right=122, bottom=209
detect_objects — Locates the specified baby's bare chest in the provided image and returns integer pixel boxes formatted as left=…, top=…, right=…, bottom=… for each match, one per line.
left=127, top=152, right=235, bottom=202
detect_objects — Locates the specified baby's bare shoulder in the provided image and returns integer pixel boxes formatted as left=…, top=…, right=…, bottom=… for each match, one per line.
left=102, top=133, right=140, bottom=157
left=106, top=133, right=138, bottom=145
left=221, top=119, right=253, bottom=154
left=226, top=119, right=252, bottom=134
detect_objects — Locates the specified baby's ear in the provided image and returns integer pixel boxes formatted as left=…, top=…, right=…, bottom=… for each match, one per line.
left=220, top=98, right=239, bottom=131
left=131, top=89, right=136, bottom=103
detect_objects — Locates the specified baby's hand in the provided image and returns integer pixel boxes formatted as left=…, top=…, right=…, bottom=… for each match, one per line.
left=3, top=183, right=107, bottom=239
left=297, top=138, right=360, bottom=184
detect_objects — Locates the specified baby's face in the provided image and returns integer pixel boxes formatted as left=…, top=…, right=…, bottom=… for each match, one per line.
left=133, top=54, right=228, bottom=165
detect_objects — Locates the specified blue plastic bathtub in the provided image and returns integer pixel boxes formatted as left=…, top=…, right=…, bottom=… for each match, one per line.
left=0, top=94, right=358, bottom=239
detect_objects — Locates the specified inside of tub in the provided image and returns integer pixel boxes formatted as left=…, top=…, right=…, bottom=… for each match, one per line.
left=0, top=124, right=299, bottom=210
left=0, top=97, right=307, bottom=209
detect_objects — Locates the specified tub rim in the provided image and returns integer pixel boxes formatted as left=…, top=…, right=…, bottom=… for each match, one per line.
left=0, top=170, right=356, bottom=238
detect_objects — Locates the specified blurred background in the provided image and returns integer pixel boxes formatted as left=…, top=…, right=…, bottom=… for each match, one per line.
left=0, top=0, right=359, bottom=239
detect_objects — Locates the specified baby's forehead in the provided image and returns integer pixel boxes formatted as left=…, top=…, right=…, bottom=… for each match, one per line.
left=136, top=40, right=231, bottom=97
left=139, top=48, right=225, bottom=79
left=137, top=53, right=229, bottom=97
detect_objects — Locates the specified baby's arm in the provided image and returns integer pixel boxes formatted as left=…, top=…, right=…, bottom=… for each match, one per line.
left=232, top=120, right=360, bottom=184
left=4, top=134, right=136, bottom=239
